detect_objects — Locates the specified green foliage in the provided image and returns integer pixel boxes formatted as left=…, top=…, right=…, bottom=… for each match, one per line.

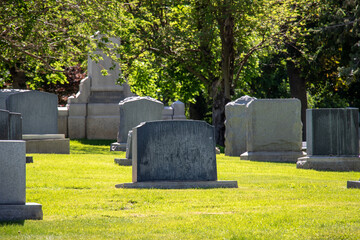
left=1, top=140, right=360, bottom=239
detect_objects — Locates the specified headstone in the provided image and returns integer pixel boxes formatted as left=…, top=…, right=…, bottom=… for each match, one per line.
left=114, top=130, right=133, bottom=166
left=171, top=101, right=186, bottom=119
left=162, top=106, right=174, bottom=120
left=240, top=99, right=305, bottom=162
left=0, top=140, right=42, bottom=221
left=115, top=120, right=238, bottom=189
left=225, top=95, right=256, bottom=156
left=297, top=108, right=360, bottom=171
left=0, top=109, right=22, bottom=140
left=6, top=91, right=58, bottom=134
left=111, top=96, right=164, bottom=151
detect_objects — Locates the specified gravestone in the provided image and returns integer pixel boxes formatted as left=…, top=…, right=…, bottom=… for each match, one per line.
left=0, top=109, right=22, bottom=140
left=240, top=99, right=305, bottom=162
left=297, top=108, right=360, bottom=171
left=0, top=140, right=42, bottom=221
left=171, top=101, right=186, bottom=119
left=225, top=95, right=256, bottom=156
left=67, top=36, right=133, bottom=139
left=111, top=96, right=164, bottom=151
left=114, top=130, right=133, bottom=166
left=116, top=120, right=238, bottom=189
left=0, top=90, right=69, bottom=153
left=6, top=91, right=58, bottom=134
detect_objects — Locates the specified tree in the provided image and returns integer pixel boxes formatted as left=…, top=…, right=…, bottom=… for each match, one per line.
left=0, top=0, right=124, bottom=88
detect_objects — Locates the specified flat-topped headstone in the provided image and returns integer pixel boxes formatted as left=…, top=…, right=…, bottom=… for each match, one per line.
left=297, top=108, right=360, bottom=171
left=0, top=140, right=43, bottom=221
left=240, top=99, right=304, bottom=162
left=6, top=90, right=58, bottom=134
left=225, top=95, right=256, bottom=156
left=116, top=120, right=238, bottom=189
left=0, top=109, right=22, bottom=140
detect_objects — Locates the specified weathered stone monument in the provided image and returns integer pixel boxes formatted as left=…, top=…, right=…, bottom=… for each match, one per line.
left=116, top=120, right=238, bottom=189
left=0, top=140, right=43, bottom=221
left=0, top=90, right=69, bottom=154
left=297, top=108, right=360, bottom=171
left=66, top=37, right=133, bottom=139
left=225, top=96, right=256, bottom=156
left=111, top=96, right=164, bottom=151
left=240, top=99, right=305, bottom=162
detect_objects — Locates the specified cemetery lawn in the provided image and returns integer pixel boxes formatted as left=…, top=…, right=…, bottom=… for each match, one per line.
left=1, top=140, right=360, bottom=240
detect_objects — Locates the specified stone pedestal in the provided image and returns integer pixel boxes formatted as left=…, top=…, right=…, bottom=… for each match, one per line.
left=297, top=108, right=360, bottom=171
left=240, top=99, right=304, bottom=163
left=23, top=134, right=70, bottom=154
left=0, top=140, right=42, bottom=221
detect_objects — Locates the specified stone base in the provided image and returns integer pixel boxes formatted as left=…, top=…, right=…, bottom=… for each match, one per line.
left=110, top=142, right=126, bottom=151
left=297, top=156, right=360, bottom=171
left=114, top=158, right=132, bottom=166
left=25, top=139, right=70, bottom=154
left=0, top=203, right=43, bottom=222
left=347, top=181, right=360, bottom=189
left=240, top=151, right=305, bottom=163
left=115, top=181, right=238, bottom=189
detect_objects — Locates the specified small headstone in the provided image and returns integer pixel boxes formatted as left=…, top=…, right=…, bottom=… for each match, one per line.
left=347, top=180, right=360, bottom=189
left=114, top=130, right=132, bottom=166
left=225, top=95, right=256, bottom=156
left=111, top=96, right=164, bottom=151
left=0, top=109, right=22, bottom=140
left=171, top=101, right=186, bottom=120
left=116, top=120, right=238, bottom=189
left=0, top=140, right=43, bottom=221
left=162, top=106, right=174, bottom=120
left=297, top=108, right=360, bottom=171
left=240, top=99, right=305, bottom=162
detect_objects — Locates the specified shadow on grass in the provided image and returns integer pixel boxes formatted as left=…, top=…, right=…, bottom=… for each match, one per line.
left=0, top=220, right=25, bottom=226
left=72, top=139, right=116, bottom=146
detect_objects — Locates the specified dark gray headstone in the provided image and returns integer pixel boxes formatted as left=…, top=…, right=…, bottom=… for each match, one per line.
left=132, top=120, right=217, bottom=182
left=0, top=110, right=22, bottom=140
left=307, top=108, right=359, bottom=156
left=6, top=91, right=58, bottom=134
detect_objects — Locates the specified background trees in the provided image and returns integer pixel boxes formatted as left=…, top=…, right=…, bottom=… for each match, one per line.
left=1, top=0, right=359, bottom=144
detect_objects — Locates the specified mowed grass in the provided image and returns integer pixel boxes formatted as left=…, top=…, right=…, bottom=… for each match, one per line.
left=1, top=140, right=360, bottom=239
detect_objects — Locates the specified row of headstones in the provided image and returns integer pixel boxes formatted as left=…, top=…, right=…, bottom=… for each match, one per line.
left=225, top=96, right=360, bottom=171
left=0, top=90, right=51, bottom=221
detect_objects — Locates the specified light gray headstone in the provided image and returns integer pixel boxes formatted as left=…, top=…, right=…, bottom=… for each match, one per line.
left=132, top=120, right=217, bottom=182
left=306, top=108, right=359, bottom=156
left=246, top=99, right=302, bottom=152
left=125, top=130, right=133, bottom=159
left=6, top=91, right=58, bottom=134
left=171, top=101, right=186, bottom=119
left=225, top=95, right=256, bottom=156
left=0, top=140, right=26, bottom=205
left=117, top=96, right=164, bottom=143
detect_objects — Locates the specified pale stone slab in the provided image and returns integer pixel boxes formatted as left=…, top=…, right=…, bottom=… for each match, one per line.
left=297, top=156, right=360, bottom=171
left=171, top=101, right=186, bottom=119
left=241, top=151, right=305, bottom=163
left=114, top=158, right=132, bottom=166
left=0, top=140, right=26, bottom=205
left=0, top=203, right=43, bottom=221
left=225, top=96, right=256, bottom=156
left=22, top=134, right=66, bottom=140
left=86, top=116, right=119, bottom=140
left=115, top=181, right=238, bottom=189
left=25, top=138, right=70, bottom=154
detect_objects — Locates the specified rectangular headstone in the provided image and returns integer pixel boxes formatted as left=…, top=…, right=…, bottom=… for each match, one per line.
left=132, top=120, right=217, bottom=182
left=0, top=110, right=9, bottom=140
left=6, top=91, right=58, bottom=134
left=0, top=140, right=26, bottom=205
left=306, top=108, right=359, bottom=156
left=0, top=110, right=22, bottom=140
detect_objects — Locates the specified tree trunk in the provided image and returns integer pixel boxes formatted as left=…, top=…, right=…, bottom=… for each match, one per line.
left=9, top=67, right=27, bottom=89
left=212, top=83, right=227, bottom=146
left=286, top=60, right=307, bottom=141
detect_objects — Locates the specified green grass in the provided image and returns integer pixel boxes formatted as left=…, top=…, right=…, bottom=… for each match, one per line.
left=1, top=140, right=360, bottom=239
